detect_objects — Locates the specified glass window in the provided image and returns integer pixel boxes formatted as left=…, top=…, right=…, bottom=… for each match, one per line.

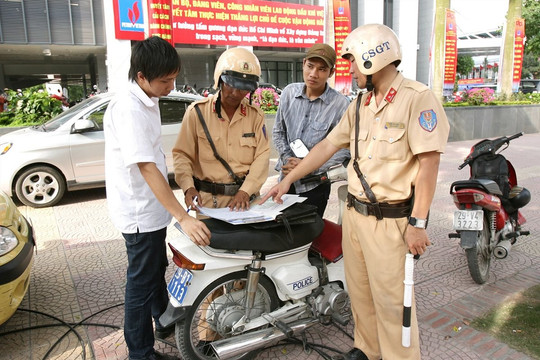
left=160, top=99, right=189, bottom=124
left=43, top=95, right=106, bottom=132
left=296, top=61, right=304, bottom=82
left=86, top=104, right=108, bottom=130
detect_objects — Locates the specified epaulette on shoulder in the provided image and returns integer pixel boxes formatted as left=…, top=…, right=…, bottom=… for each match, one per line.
left=187, top=96, right=210, bottom=109
left=403, top=79, right=429, bottom=93
left=244, top=98, right=264, bottom=115
left=197, top=96, right=211, bottom=105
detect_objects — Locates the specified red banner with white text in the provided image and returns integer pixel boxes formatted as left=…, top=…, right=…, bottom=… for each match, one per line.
left=512, top=18, right=525, bottom=92
left=332, top=0, right=352, bottom=94
left=171, top=0, right=324, bottom=48
left=113, top=0, right=324, bottom=48
left=147, top=0, right=173, bottom=43
left=443, top=9, right=457, bottom=97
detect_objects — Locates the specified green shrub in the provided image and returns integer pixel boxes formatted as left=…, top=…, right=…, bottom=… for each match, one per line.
left=444, top=87, right=540, bottom=107
left=1, top=85, right=63, bottom=126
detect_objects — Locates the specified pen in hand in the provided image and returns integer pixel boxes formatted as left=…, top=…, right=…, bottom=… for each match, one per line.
left=187, top=196, right=198, bottom=213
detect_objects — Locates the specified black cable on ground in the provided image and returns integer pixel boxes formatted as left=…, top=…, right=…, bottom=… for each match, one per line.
left=156, top=337, right=177, bottom=348
left=3, top=306, right=355, bottom=360
left=256, top=320, right=351, bottom=360
left=281, top=336, right=344, bottom=360
left=44, top=303, right=124, bottom=359
left=331, top=320, right=354, bottom=341
left=0, top=303, right=124, bottom=360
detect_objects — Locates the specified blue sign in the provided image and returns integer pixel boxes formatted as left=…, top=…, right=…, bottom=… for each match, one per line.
left=118, top=0, right=144, bottom=33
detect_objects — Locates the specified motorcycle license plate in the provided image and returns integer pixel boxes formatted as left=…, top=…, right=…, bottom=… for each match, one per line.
left=167, top=268, right=193, bottom=305
left=453, top=210, right=483, bottom=231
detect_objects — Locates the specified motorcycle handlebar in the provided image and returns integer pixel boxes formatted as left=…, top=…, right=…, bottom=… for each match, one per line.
left=507, top=132, right=524, bottom=141
left=491, top=132, right=524, bottom=153
left=457, top=160, right=468, bottom=170
left=300, top=173, right=325, bottom=184
left=299, top=164, right=348, bottom=184
left=458, top=132, right=524, bottom=170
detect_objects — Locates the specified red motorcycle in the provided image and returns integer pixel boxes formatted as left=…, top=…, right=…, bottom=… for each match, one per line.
left=449, top=132, right=531, bottom=284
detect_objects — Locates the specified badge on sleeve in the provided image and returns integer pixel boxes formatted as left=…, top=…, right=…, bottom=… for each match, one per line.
left=418, top=110, right=438, bottom=132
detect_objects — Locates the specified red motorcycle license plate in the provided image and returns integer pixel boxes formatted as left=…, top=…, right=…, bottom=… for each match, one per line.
left=453, top=210, right=483, bottom=231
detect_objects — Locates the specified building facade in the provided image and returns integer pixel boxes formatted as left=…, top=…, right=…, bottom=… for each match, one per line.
left=0, top=0, right=430, bottom=97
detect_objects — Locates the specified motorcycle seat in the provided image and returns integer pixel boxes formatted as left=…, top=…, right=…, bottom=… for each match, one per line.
left=509, top=186, right=531, bottom=208
left=310, top=219, right=343, bottom=262
left=202, top=216, right=325, bottom=254
left=450, top=179, right=503, bottom=196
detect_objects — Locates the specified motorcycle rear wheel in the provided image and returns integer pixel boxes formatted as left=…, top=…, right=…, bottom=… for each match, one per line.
left=175, top=271, right=280, bottom=360
left=465, top=216, right=491, bottom=284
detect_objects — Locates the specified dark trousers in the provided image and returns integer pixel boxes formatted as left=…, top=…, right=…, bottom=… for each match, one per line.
left=288, top=182, right=332, bottom=218
left=122, top=227, right=169, bottom=360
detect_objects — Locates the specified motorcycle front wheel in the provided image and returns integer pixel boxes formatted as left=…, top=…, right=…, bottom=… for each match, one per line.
left=465, top=216, right=491, bottom=284
left=175, top=271, right=280, bottom=360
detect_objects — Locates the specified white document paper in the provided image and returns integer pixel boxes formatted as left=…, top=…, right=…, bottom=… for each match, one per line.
left=196, top=194, right=306, bottom=225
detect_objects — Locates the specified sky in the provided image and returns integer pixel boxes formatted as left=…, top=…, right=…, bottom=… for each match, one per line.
left=450, top=0, right=510, bottom=65
left=451, top=0, right=509, bottom=36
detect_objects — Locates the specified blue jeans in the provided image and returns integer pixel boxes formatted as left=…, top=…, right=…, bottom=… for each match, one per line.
left=123, top=228, right=169, bottom=360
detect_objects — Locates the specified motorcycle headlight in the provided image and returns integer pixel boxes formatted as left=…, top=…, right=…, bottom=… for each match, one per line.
left=1, top=142, right=12, bottom=155
left=0, top=226, right=19, bottom=255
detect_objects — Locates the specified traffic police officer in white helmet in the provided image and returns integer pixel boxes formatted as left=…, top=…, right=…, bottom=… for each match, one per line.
left=173, top=47, right=270, bottom=212
left=261, top=23, right=450, bottom=359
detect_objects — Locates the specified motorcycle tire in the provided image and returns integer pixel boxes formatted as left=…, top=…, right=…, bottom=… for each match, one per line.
left=175, top=271, right=280, bottom=360
left=465, top=216, right=491, bottom=284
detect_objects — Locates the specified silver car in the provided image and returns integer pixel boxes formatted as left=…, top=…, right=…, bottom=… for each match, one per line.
left=0, top=91, right=201, bottom=208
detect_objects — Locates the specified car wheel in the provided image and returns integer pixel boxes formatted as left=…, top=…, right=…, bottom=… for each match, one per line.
left=15, top=166, right=66, bottom=208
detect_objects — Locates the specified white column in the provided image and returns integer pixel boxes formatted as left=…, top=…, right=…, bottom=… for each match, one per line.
left=394, top=0, right=420, bottom=79
left=103, top=1, right=133, bottom=93
left=358, top=0, right=384, bottom=25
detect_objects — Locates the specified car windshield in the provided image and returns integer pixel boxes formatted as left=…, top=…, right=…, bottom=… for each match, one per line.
left=43, top=96, right=107, bottom=132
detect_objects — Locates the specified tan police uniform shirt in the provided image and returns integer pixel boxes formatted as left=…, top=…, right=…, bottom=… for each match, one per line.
left=173, top=92, right=270, bottom=208
left=327, top=72, right=450, bottom=204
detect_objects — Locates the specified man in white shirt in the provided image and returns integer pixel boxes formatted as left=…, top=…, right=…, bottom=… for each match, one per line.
left=104, top=36, right=210, bottom=360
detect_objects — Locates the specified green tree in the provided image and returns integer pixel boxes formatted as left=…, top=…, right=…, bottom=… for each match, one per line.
left=522, top=0, right=540, bottom=79
left=523, top=0, right=540, bottom=57
left=522, top=53, right=540, bottom=79
left=457, top=55, right=475, bottom=78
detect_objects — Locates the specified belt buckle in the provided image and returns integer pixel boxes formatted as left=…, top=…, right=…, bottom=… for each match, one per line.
left=223, top=184, right=237, bottom=196
left=354, top=200, right=369, bottom=217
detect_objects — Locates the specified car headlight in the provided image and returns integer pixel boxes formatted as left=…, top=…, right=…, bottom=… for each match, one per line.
left=1, top=142, right=12, bottom=155
left=0, top=226, right=19, bottom=255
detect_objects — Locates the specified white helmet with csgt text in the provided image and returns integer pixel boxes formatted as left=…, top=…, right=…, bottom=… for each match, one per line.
left=341, top=23, right=402, bottom=75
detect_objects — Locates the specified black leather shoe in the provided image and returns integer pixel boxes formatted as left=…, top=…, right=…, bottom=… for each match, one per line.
left=342, top=348, right=369, bottom=360
left=147, top=351, right=180, bottom=360
left=154, top=324, right=175, bottom=340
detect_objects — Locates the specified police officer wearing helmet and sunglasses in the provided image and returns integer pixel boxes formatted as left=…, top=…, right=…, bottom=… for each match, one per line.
left=173, top=47, right=270, bottom=212
left=261, top=23, right=449, bottom=360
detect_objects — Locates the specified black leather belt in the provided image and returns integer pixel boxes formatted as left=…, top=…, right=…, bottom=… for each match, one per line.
left=347, top=193, right=411, bottom=219
left=194, top=177, right=242, bottom=196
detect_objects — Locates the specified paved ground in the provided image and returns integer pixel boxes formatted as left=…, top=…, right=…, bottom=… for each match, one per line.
left=1, top=133, right=539, bottom=360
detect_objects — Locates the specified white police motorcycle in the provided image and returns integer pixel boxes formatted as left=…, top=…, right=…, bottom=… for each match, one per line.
left=160, top=170, right=350, bottom=360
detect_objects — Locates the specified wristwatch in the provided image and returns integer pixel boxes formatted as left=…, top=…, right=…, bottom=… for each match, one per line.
left=408, top=217, right=427, bottom=229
